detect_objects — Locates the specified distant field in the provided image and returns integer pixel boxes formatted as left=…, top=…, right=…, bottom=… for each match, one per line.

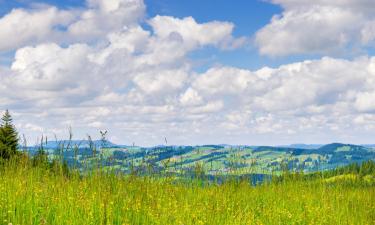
left=0, top=159, right=374, bottom=225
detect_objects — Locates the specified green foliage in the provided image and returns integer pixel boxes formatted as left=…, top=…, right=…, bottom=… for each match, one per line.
left=0, top=110, right=19, bottom=159
left=305, top=160, right=375, bottom=180
left=49, top=159, right=71, bottom=178
left=31, top=149, right=49, bottom=167
left=359, top=160, right=375, bottom=176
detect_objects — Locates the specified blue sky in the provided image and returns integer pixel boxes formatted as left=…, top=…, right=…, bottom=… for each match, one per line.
left=145, top=0, right=282, bottom=71
left=1, top=0, right=375, bottom=145
left=0, top=0, right=291, bottom=70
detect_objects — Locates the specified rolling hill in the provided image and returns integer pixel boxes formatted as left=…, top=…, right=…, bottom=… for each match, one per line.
left=25, top=142, right=375, bottom=175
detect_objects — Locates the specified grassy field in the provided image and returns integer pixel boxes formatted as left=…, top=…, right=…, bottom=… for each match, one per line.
left=0, top=158, right=374, bottom=225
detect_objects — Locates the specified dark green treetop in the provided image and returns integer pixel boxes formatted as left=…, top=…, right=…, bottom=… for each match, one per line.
left=0, top=110, right=19, bottom=159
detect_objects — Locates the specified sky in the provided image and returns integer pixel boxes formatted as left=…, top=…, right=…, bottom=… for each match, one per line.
left=1, top=0, right=375, bottom=146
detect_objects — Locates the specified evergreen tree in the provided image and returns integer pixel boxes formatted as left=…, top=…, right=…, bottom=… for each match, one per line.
left=0, top=110, right=19, bottom=159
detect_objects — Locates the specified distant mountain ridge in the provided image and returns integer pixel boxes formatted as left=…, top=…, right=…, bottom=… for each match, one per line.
left=26, top=141, right=375, bottom=175
left=31, top=140, right=119, bottom=149
left=28, top=140, right=375, bottom=150
left=278, top=144, right=323, bottom=149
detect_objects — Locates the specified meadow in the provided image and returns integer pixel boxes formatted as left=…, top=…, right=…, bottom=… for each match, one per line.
left=0, top=157, right=374, bottom=225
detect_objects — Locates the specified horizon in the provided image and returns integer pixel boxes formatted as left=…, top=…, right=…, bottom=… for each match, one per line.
left=24, top=138, right=375, bottom=148
left=1, top=0, right=375, bottom=145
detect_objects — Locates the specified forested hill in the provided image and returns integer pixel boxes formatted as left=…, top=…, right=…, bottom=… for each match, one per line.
left=26, top=142, right=375, bottom=175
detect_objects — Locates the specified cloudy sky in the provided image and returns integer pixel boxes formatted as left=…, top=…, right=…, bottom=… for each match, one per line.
left=1, top=0, right=375, bottom=146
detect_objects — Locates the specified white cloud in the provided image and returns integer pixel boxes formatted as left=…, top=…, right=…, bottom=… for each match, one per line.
left=88, top=121, right=105, bottom=128
left=22, top=123, right=44, bottom=132
left=354, top=91, right=375, bottom=112
left=256, top=0, right=375, bottom=56
left=0, top=0, right=251, bottom=144
left=7, top=43, right=96, bottom=108
left=133, top=69, right=188, bottom=95
left=5, top=49, right=375, bottom=144
left=2, top=0, right=375, bottom=145
left=68, top=0, right=145, bottom=40
left=187, top=101, right=224, bottom=114
left=361, top=20, right=375, bottom=45
left=179, top=88, right=203, bottom=106
left=0, top=0, right=145, bottom=52
left=185, top=56, right=375, bottom=143
left=0, top=6, right=76, bottom=51
left=192, top=67, right=256, bottom=95
left=251, top=57, right=371, bottom=111
left=149, top=16, right=239, bottom=50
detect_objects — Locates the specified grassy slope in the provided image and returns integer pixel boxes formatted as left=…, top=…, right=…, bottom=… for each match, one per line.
left=0, top=159, right=374, bottom=225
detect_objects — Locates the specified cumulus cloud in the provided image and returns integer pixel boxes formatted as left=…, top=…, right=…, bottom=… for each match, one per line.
left=179, top=88, right=204, bottom=106
left=133, top=69, right=188, bottom=95
left=149, top=16, right=242, bottom=50
left=0, top=6, right=76, bottom=51
left=256, top=0, right=375, bottom=56
left=192, top=67, right=256, bottom=95
left=354, top=91, right=375, bottom=112
left=183, top=57, right=375, bottom=142
left=192, top=63, right=341, bottom=113
left=5, top=50, right=375, bottom=144
left=4, top=42, right=375, bottom=144
left=0, top=0, right=145, bottom=52
left=2, top=0, right=375, bottom=145
left=0, top=0, right=252, bottom=144
left=68, top=0, right=145, bottom=40
left=6, top=43, right=97, bottom=109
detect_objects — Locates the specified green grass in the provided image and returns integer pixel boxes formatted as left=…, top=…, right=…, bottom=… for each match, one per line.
left=0, top=158, right=374, bottom=225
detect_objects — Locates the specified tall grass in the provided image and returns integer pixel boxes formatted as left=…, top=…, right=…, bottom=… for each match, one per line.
left=0, top=157, right=374, bottom=225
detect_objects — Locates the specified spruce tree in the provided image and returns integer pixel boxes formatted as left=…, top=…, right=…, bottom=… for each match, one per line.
left=0, top=110, right=19, bottom=159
